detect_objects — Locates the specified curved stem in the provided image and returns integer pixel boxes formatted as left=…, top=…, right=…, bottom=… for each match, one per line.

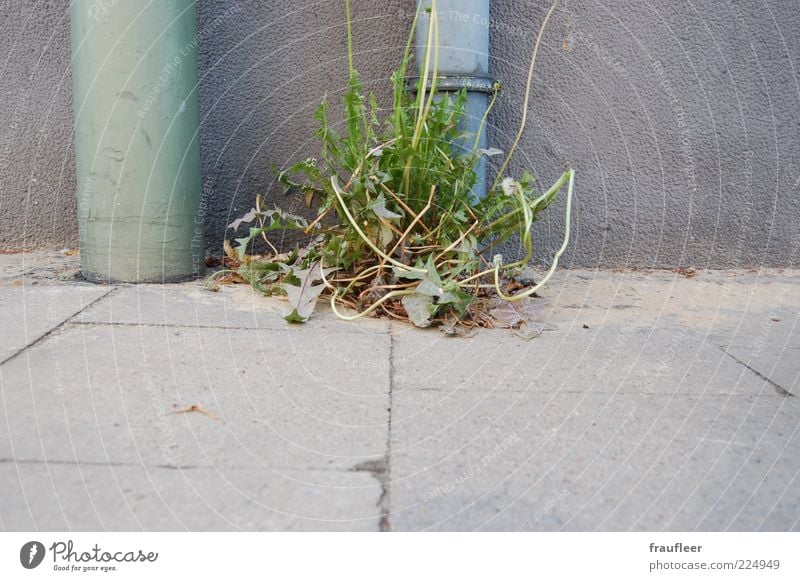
left=339, top=264, right=383, bottom=297
left=472, top=82, right=501, bottom=153
left=481, top=169, right=570, bottom=235
left=412, top=0, right=439, bottom=150
left=492, top=0, right=559, bottom=191
left=501, top=181, right=535, bottom=270
left=492, top=169, right=574, bottom=301
left=255, top=195, right=279, bottom=254
left=331, top=287, right=415, bottom=321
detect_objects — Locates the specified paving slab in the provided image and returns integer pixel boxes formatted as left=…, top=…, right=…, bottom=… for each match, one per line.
left=0, top=462, right=382, bottom=531
left=0, top=251, right=80, bottom=285
left=387, top=391, right=800, bottom=531
left=723, top=317, right=799, bottom=397
left=387, top=270, right=800, bottom=531
left=74, top=283, right=390, bottom=335
left=0, top=324, right=390, bottom=472
left=535, top=269, right=800, bottom=328
left=393, top=325, right=778, bottom=397
left=0, top=285, right=110, bottom=362
left=1, top=260, right=798, bottom=532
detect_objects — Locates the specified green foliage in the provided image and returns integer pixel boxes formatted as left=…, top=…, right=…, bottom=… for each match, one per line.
left=221, top=0, right=574, bottom=331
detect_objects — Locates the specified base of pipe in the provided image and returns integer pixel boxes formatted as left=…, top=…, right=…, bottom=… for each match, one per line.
left=79, top=270, right=202, bottom=285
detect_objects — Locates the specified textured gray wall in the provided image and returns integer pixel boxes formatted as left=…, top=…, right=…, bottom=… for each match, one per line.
left=1, top=0, right=798, bottom=268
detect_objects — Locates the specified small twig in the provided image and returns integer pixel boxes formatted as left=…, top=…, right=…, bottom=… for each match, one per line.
left=304, top=207, right=331, bottom=234
left=380, top=183, right=432, bottom=233
left=171, top=405, right=218, bottom=421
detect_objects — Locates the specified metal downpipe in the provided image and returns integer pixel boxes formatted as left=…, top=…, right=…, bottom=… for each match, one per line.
left=416, top=0, right=494, bottom=201
left=70, top=1, right=204, bottom=283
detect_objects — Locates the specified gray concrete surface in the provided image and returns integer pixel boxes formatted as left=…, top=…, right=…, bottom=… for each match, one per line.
left=1, top=1, right=799, bottom=269
left=0, top=252, right=798, bottom=531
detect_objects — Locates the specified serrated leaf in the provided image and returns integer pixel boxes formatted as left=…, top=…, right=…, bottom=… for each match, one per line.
left=237, top=260, right=283, bottom=286
left=437, top=281, right=473, bottom=310
left=229, top=207, right=309, bottom=262
left=412, top=256, right=449, bottom=298
left=451, top=208, right=468, bottom=223
left=228, top=208, right=258, bottom=231
left=416, top=278, right=445, bottom=298
left=283, top=309, right=308, bottom=324
left=280, top=262, right=335, bottom=323
left=235, top=227, right=264, bottom=261
left=392, top=259, right=427, bottom=280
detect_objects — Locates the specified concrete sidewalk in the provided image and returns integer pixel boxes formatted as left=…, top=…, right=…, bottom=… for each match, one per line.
left=1, top=252, right=798, bottom=531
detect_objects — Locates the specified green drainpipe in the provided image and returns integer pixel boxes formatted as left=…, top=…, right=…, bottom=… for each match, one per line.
left=71, top=0, right=204, bottom=283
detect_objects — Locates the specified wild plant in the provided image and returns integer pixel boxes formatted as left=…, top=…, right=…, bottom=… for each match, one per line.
left=215, top=0, right=573, bottom=334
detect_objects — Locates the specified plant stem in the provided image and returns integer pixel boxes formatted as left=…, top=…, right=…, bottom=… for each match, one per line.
left=472, top=82, right=501, bottom=153
left=395, top=4, right=422, bottom=138
left=331, top=289, right=415, bottom=321
left=330, top=176, right=427, bottom=274
left=481, top=169, right=571, bottom=234
left=492, top=0, right=559, bottom=191
left=319, top=264, right=415, bottom=321
left=493, top=169, right=574, bottom=301
left=381, top=184, right=436, bottom=268
left=412, top=0, right=440, bottom=150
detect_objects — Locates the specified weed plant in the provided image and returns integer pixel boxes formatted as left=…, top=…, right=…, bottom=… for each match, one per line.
left=215, top=0, right=574, bottom=334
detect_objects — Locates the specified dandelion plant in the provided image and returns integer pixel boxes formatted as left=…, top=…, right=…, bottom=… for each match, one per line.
left=215, top=0, right=574, bottom=334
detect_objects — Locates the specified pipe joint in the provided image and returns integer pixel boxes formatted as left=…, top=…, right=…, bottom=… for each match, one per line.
left=408, top=75, right=499, bottom=95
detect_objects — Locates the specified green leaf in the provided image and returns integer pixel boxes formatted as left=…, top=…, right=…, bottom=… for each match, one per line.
left=234, top=227, right=265, bottom=261
left=401, top=293, right=434, bottom=328
left=369, top=193, right=403, bottom=220
left=413, top=256, right=445, bottom=296
left=392, top=259, right=427, bottom=280
left=280, top=262, right=335, bottom=323
left=283, top=309, right=308, bottom=324
left=379, top=222, right=394, bottom=247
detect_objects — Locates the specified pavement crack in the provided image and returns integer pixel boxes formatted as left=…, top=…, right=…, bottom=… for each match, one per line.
left=350, top=328, right=395, bottom=531
left=721, top=347, right=795, bottom=397
left=154, top=463, right=206, bottom=471
left=382, top=327, right=396, bottom=531
left=0, top=457, right=209, bottom=471
left=0, top=458, right=132, bottom=468
left=66, top=320, right=384, bottom=335
left=67, top=320, right=272, bottom=331
left=0, top=286, right=117, bottom=367
left=351, top=458, right=389, bottom=520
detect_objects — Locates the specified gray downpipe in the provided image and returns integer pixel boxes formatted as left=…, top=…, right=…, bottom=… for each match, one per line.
left=70, top=1, right=204, bottom=283
left=416, top=0, right=494, bottom=201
